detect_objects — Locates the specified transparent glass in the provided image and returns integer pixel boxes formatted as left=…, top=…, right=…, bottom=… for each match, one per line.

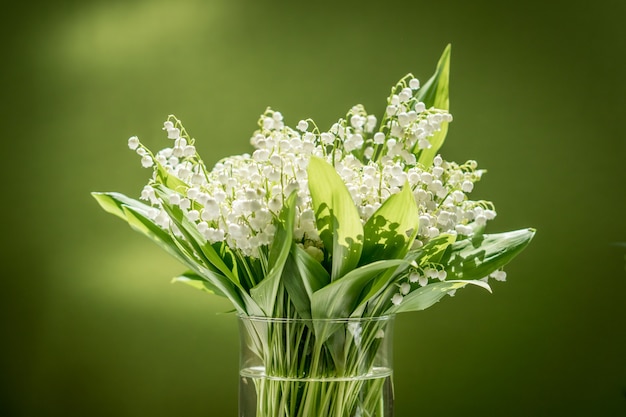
left=238, top=315, right=395, bottom=417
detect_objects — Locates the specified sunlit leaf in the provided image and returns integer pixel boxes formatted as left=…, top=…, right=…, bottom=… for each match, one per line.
left=172, top=271, right=225, bottom=297
left=387, top=279, right=491, bottom=314
left=411, top=233, right=457, bottom=265
left=355, top=234, right=457, bottom=316
left=361, top=182, right=419, bottom=264
left=92, top=191, right=153, bottom=221
left=307, top=156, right=363, bottom=280
left=92, top=192, right=184, bottom=262
left=155, top=162, right=189, bottom=193
left=416, top=44, right=451, bottom=167
left=119, top=204, right=257, bottom=313
left=311, top=259, right=406, bottom=321
left=153, top=185, right=240, bottom=286
left=441, top=228, right=536, bottom=280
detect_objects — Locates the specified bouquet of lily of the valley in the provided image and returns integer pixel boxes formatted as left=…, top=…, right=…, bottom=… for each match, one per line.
left=93, top=45, right=534, bottom=417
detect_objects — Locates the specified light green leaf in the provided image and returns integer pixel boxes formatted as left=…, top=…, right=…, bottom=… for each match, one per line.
left=93, top=192, right=261, bottom=315
left=441, top=228, right=536, bottom=280
left=355, top=229, right=449, bottom=316
left=172, top=271, right=226, bottom=297
left=416, top=44, right=451, bottom=168
left=307, top=156, right=364, bottom=280
left=153, top=185, right=240, bottom=286
left=120, top=204, right=262, bottom=314
left=387, top=279, right=492, bottom=314
left=92, top=191, right=153, bottom=221
left=250, top=192, right=297, bottom=316
left=361, top=182, right=419, bottom=264
left=155, top=162, right=189, bottom=193
left=92, top=192, right=185, bottom=263
left=411, top=233, right=457, bottom=265
left=120, top=204, right=255, bottom=309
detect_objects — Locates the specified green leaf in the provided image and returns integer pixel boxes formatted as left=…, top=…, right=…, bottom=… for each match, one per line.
left=250, top=192, right=297, bottom=316
left=155, top=162, right=189, bottom=192
left=153, top=185, right=240, bottom=286
left=92, top=191, right=153, bottom=221
left=411, top=233, right=457, bottom=265
left=282, top=245, right=331, bottom=319
left=416, top=44, right=451, bottom=168
left=172, top=271, right=226, bottom=297
left=355, top=230, right=451, bottom=316
left=92, top=192, right=185, bottom=263
left=120, top=204, right=259, bottom=312
left=307, top=156, right=364, bottom=280
left=361, top=234, right=457, bottom=316
left=441, top=228, right=536, bottom=280
left=311, top=259, right=406, bottom=321
left=93, top=192, right=261, bottom=315
left=387, top=279, right=492, bottom=314
left=361, top=182, right=419, bottom=264
left=310, top=259, right=405, bottom=359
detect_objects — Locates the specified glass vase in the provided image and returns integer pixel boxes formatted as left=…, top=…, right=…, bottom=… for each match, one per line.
left=238, top=315, right=395, bottom=417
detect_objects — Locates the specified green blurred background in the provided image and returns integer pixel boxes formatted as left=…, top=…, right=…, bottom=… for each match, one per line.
left=2, top=0, right=625, bottom=415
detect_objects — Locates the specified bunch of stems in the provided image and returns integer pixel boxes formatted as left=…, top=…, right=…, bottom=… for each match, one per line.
left=240, top=295, right=393, bottom=417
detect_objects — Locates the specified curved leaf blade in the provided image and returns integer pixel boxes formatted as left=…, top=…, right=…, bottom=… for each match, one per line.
left=172, top=271, right=226, bottom=297
left=92, top=191, right=153, bottom=221
left=250, top=192, right=297, bottom=316
left=119, top=205, right=260, bottom=314
left=153, top=185, right=240, bottom=286
left=361, top=182, right=419, bottom=264
left=282, top=244, right=331, bottom=319
left=416, top=44, right=451, bottom=168
left=388, top=279, right=491, bottom=314
left=441, top=228, right=536, bottom=280
left=410, top=233, right=457, bottom=265
left=311, top=259, right=406, bottom=320
left=307, top=156, right=364, bottom=280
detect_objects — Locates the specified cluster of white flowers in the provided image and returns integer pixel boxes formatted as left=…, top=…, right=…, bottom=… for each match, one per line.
left=128, top=75, right=502, bottom=304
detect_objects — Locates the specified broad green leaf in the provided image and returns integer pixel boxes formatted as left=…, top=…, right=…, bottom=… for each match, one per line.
left=291, top=244, right=331, bottom=292
left=355, top=233, right=453, bottom=316
left=172, top=271, right=226, bottom=297
left=282, top=245, right=331, bottom=319
left=311, top=259, right=406, bottom=321
left=250, top=192, right=297, bottom=316
left=94, top=192, right=261, bottom=315
left=92, top=191, right=153, bottom=221
left=441, top=228, right=536, bottom=280
left=153, top=185, right=240, bottom=286
left=168, top=236, right=264, bottom=316
left=307, top=156, right=364, bottom=280
left=361, top=182, right=419, bottom=264
left=411, top=233, right=457, bottom=265
left=92, top=192, right=185, bottom=263
left=155, top=162, right=189, bottom=192
left=119, top=203, right=197, bottom=273
left=310, top=259, right=405, bottom=358
left=120, top=204, right=262, bottom=315
left=387, top=279, right=491, bottom=314
left=360, top=234, right=457, bottom=317
left=416, top=44, right=451, bottom=109
left=416, top=44, right=451, bottom=168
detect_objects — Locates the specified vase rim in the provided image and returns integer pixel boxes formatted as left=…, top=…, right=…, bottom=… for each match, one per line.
left=237, top=314, right=395, bottom=323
